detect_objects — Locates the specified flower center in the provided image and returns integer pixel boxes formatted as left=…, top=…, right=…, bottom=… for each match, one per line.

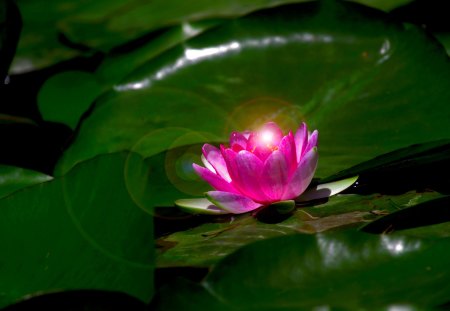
left=259, top=130, right=278, bottom=151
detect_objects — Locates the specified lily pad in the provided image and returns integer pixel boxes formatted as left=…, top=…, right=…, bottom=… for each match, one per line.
left=361, top=196, right=450, bottom=233
left=37, top=71, right=103, bottom=129
left=57, top=1, right=450, bottom=180
left=154, top=231, right=450, bottom=310
left=0, top=165, right=52, bottom=199
left=156, top=190, right=444, bottom=267
left=2, top=290, right=147, bottom=311
left=0, top=152, right=154, bottom=309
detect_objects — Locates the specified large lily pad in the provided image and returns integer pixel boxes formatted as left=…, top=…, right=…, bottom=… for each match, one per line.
left=12, top=0, right=412, bottom=72
left=154, top=232, right=450, bottom=310
left=0, top=152, right=154, bottom=309
left=57, top=1, right=450, bottom=180
left=2, top=290, right=147, bottom=311
left=156, top=190, right=444, bottom=267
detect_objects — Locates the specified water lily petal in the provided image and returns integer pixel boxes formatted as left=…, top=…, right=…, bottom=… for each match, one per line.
left=192, top=163, right=237, bottom=193
left=246, top=133, right=272, bottom=161
left=304, top=130, right=318, bottom=154
left=221, top=146, right=238, bottom=180
left=201, top=154, right=216, bottom=173
left=206, top=191, right=262, bottom=214
left=282, top=147, right=318, bottom=200
left=175, top=198, right=229, bottom=215
left=251, top=145, right=274, bottom=162
left=294, top=122, right=308, bottom=162
left=234, top=150, right=268, bottom=202
left=261, top=150, right=289, bottom=201
left=278, top=131, right=297, bottom=173
left=230, top=131, right=248, bottom=151
left=296, top=175, right=358, bottom=202
left=202, top=144, right=231, bottom=182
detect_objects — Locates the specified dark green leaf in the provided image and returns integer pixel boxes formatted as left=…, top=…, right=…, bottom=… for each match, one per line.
left=156, top=190, right=443, bottom=267
left=361, top=196, right=450, bottom=234
left=2, top=290, right=147, bottom=311
left=355, top=0, right=412, bottom=11
left=95, top=20, right=224, bottom=86
left=37, top=71, right=103, bottom=129
left=0, top=152, right=154, bottom=309
left=0, top=165, right=52, bottom=199
left=155, top=232, right=450, bottom=309
left=435, top=33, right=450, bottom=56
left=57, top=1, right=450, bottom=180
left=399, top=222, right=450, bottom=239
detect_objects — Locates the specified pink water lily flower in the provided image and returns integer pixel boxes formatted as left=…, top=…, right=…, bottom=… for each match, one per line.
left=191, top=122, right=318, bottom=214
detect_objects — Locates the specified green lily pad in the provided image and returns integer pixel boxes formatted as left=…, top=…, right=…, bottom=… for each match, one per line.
left=268, top=199, right=296, bottom=214
left=355, top=0, right=413, bottom=11
left=361, top=196, right=450, bottom=234
left=10, top=0, right=417, bottom=72
left=1, top=290, right=147, bottom=311
left=435, top=33, right=450, bottom=56
left=0, top=165, right=53, bottom=199
left=154, top=232, right=450, bottom=310
left=57, top=1, right=450, bottom=180
left=95, top=20, right=224, bottom=86
left=37, top=71, right=103, bottom=129
left=156, top=190, right=444, bottom=267
left=399, top=222, right=450, bottom=239
left=0, top=152, right=154, bottom=309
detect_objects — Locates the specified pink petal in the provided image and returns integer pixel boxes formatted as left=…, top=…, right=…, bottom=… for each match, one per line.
left=221, top=146, right=252, bottom=196
left=252, top=145, right=274, bottom=162
left=278, top=131, right=297, bottom=173
left=245, top=132, right=258, bottom=152
left=304, top=130, right=318, bottom=154
left=246, top=132, right=276, bottom=162
left=202, top=144, right=231, bottom=182
left=221, top=146, right=238, bottom=181
left=230, top=132, right=248, bottom=151
left=282, top=147, right=318, bottom=200
left=294, top=122, right=308, bottom=163
left=201, top=154, right=216, bottom=173
left=233, top=150, right=269, bottom=202
left=260, top=150, right=289, bottom=201
left=192, top=163, right=237, bottom=193
left=206, top=191, right=262, bottom=214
